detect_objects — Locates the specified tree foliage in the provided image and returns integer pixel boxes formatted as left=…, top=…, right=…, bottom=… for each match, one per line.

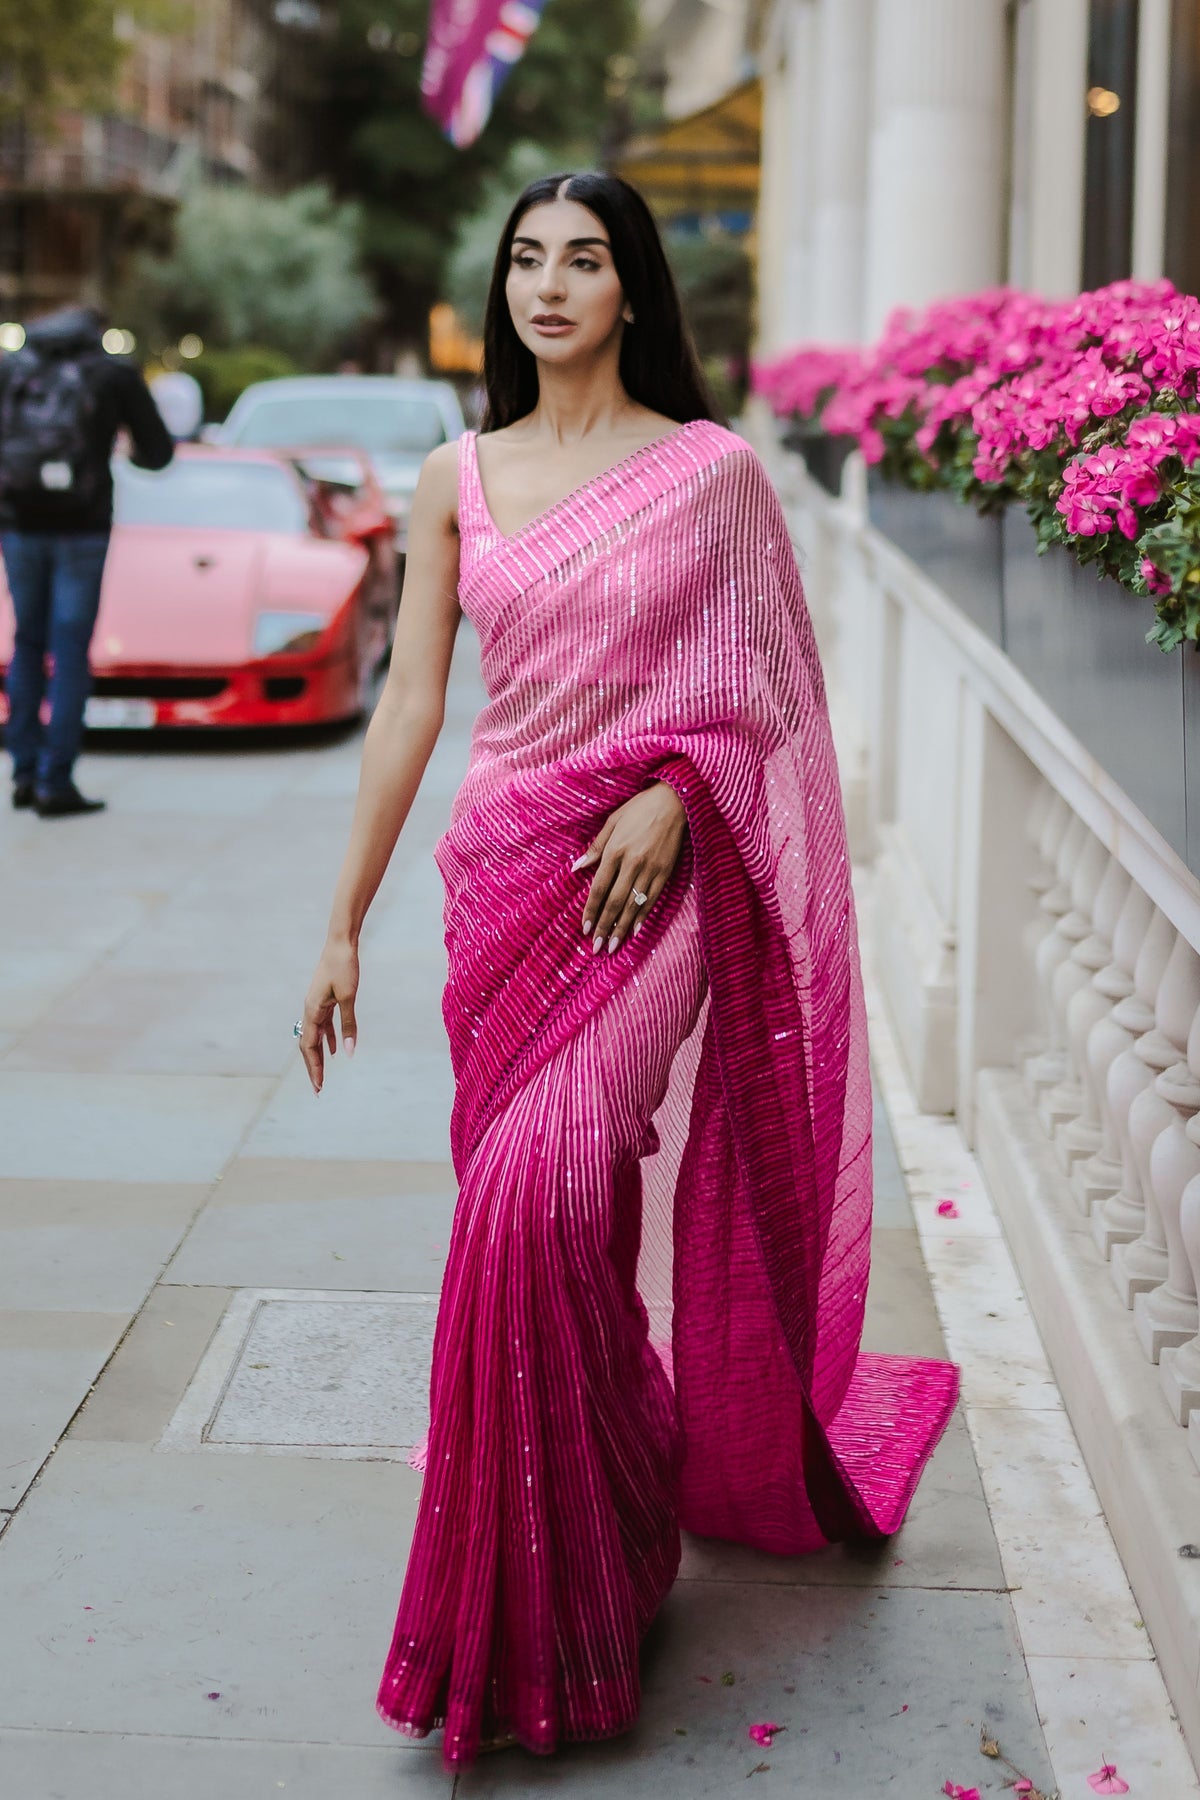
left=0, top=0, right=179, bottom=125
left=119, top=181, right=376, bottom=364
left=314, top=0, right=637, bottom=344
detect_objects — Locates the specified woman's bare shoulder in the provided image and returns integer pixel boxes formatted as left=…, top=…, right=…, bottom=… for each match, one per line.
left=411, top=438, right=461, bottom=527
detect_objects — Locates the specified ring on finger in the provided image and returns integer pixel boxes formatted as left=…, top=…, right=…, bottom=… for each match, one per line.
left=631, top=888, right=648, bottom=907
left=293, top=1019, right=303, bottom=1039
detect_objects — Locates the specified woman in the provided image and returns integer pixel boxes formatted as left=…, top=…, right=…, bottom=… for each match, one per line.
left=298, top=171, right=959, bottom=1769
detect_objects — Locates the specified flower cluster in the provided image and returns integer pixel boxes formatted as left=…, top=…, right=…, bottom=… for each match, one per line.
left=752, top=280, right=1200, bottom=648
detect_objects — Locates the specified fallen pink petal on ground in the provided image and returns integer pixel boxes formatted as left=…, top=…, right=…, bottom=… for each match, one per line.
left=1087, top=1765, right=1130, bottom=1795
left=936, top=1199, right=960, bottom=1218
left=748, top=1722, right=786, bottom=1747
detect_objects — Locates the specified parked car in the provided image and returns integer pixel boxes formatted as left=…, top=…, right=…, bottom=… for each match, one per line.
left=218, top=375, right=465, bottom=552
left=0, top=445, right=399, bottom=730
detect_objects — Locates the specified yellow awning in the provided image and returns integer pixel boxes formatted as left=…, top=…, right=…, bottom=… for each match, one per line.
left=616, top=77, right=760, bottom=216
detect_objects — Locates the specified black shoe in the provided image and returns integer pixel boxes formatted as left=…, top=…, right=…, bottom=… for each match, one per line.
left=12, top=783, right=34, bottom=810
left=34, top=784, right=106, bottom=818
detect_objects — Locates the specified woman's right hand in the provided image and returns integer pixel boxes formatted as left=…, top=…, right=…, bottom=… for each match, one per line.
left=298, top=937, right=360, bottom=1096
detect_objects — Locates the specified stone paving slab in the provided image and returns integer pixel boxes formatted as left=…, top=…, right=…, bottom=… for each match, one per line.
left=453, top=1577, right=1056, bottom=1798
left=242, top=1051, right=454, bottom=1164
left=0, top=1441, right=421, bottom=1745
left=164, top=1158, right=456, bottom=1293
left=0, top=1179, right=207, bottom=1311
left=0, top=1309, right=131, bottom=1505
left=0, top=1071, right=272, bottom=1182
left=67, top=1284, right=235, bottom=1447
left=0, top=1731, right=449, bottom=1800
left=3, top=965, right=306, bottom=1077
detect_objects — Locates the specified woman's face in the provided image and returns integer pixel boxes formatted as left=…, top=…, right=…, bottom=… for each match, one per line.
left=505, top=197, right=630, bottom=366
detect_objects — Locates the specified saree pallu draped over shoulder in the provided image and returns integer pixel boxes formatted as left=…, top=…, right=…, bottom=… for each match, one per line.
left=376, top=419, right=959, bottom=1766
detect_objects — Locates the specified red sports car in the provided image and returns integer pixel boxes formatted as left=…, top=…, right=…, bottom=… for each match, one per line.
left=0, top=444, right=399, bottom=730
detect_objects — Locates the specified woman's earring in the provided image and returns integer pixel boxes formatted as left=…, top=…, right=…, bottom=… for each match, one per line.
left=624, top=311, right=635, bottom=323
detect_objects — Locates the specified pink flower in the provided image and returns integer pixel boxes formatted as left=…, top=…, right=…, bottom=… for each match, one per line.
left=1087, top=1763, right=1130, bottom=1795
left=936, top=1199, right=960, bottom=1218
left=1058, top=489, right=1114, bottom=537
left=859, top=426, right=886, bottom=465
left=1122, top=467, right=1161, bottom=507
left=1126, top=412, right=1177, bottom=460
left=1141, top=557, right=1173, bottom=596
left=748, top=1722, right=786, bottom=1747
left=1174, top=413, right=1200, bottom=466
left=942, top=1784, right=981, bottom=1800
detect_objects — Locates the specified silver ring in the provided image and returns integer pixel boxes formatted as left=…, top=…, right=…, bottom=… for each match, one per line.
left=293, top=1020, right=303, bottom=1039
left=632, top=889, right=648, bottom=907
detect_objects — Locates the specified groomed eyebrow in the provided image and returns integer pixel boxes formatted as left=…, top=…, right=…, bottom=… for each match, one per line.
left=512, top=236, right=610, bottom=250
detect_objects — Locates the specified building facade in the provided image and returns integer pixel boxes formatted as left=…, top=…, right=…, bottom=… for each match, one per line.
left=0, top=0, right=324, bottom=322
left=755, top=0, right=1197, bottom=353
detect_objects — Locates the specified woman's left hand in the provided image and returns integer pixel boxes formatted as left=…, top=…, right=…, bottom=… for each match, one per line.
left=574, top=781, right=687, bottom=953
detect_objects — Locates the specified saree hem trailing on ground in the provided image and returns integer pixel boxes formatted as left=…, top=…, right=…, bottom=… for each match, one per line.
left=376, top=420, right=959, bottom=1767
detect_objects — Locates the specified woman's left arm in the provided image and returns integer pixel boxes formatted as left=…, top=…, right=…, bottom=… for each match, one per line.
left=575, top=781, right=687, bottom=954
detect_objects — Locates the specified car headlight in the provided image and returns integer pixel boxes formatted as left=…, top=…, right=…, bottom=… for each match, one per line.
left=253, top=612, right=325, bottom=656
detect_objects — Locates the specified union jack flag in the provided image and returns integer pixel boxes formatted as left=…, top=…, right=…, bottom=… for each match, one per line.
left=422, top=0, right=550, bottom=148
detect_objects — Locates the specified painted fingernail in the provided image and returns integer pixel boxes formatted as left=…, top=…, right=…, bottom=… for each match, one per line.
left=582, top=918, right=593, bottom=935
left=592, top=933, right=604, bottom=955
left=633, top=920, right=644, bottom=936
left=344, top=1038, right=355, bottom=1058
left=608, top=935, right=620, bottom=954
left=571, top=855, right=590, bottom=871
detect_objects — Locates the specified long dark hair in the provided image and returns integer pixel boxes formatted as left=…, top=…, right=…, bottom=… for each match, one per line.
left=479, top=171, right=724, bottom=432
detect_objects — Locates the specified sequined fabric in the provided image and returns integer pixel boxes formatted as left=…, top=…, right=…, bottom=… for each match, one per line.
left=376, top=420, right=959, bottom=1766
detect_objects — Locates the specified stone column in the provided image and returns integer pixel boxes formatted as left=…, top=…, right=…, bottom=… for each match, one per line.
left=861, top=0, right=1009, bottom=337
left=1025, top=0, right=1089, bottom=295
left=776, top=0, right=819, bottom=347
left=809, top=0, right=873, bottom=342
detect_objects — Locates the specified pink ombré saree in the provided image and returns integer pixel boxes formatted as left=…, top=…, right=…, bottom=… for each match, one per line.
left=376, top=419, right=959, bottom=1765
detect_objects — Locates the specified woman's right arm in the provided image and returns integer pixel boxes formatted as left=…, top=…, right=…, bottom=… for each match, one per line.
left=298, top=439, right=461, bottom=1094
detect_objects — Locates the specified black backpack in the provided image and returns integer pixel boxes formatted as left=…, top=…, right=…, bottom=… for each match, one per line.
left=0, top=346, right=102, bottom=505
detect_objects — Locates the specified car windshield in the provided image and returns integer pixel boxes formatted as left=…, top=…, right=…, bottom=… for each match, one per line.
left=113, top=459, right=309, bottom=533
left=229, top=392, right=446, bottom=455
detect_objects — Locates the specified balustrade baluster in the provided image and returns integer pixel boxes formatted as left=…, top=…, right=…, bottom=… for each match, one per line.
left=1163, top=1148, right=1200, bottom=1423
left=1041, top=846, right=1128, bottom=1139
left=1061, top=875, right=1150, bottom=1190
left=1023, top=813, right=1091, bottom=1099
left=1135, top=996, right=1200, bottom=1365
left=1015, top=791, right=1071, bottom=1067
left=1089, top=906, right=1177, bottom=1254
left=1110, top=935, right=1200, bottom=1307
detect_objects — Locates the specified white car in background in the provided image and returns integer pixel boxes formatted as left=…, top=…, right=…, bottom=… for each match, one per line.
left=218, top=375, right=466, bottom=555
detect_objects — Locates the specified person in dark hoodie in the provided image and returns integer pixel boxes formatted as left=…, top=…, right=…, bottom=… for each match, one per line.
left=0, top=305, right=174, bottom=816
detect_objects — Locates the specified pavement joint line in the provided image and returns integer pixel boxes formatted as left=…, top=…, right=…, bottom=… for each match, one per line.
left=0, top=1722, right=437, bottom=1752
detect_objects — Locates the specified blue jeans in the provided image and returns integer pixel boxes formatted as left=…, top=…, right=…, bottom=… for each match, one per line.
left=1, top=530, right=110, bottom=794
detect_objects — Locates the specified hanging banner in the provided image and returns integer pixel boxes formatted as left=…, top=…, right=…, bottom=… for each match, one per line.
left=421, top=0, right=550, bottom=148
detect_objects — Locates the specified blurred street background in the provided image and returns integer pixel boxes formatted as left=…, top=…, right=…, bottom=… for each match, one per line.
left=3, top=4, right=1200, bottom=1798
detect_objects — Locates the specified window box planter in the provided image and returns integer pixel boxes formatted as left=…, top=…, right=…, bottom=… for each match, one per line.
left=1002, top=510, right=1189, bottom=869
left=782, top=424, right=855, bottom=498
left=866, top=469, right=1005, bottom=647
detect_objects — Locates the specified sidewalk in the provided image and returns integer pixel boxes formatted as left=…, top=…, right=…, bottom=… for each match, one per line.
left=0, top=626, right=1165, bottom=1798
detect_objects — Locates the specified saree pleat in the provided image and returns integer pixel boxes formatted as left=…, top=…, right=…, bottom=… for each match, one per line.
left=376, top=421, right=960, bottom=1765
